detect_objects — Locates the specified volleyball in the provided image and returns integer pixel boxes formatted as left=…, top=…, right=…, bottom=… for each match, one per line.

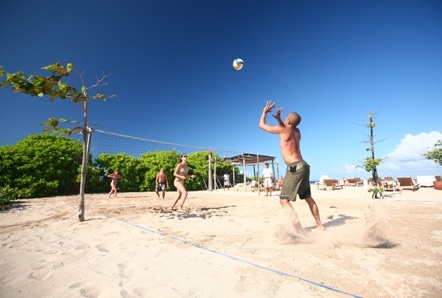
left=232, top=58, right=244, bottom=71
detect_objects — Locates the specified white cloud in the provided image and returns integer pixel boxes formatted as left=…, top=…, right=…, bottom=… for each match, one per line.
left=383, top=131, right=442, bottom=162
left=379, top=131, right=442, bottom=176
left=327, top=131, right=442, bottom=179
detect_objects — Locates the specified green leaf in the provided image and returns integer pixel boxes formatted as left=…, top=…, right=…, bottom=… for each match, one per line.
left=66, top=63, right=73, bottom=73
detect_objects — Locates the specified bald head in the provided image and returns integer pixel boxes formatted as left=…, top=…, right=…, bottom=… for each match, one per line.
left=287, top=112, right=301, bottom=126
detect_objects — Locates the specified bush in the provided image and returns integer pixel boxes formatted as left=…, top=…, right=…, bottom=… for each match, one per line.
left=424, top=140, right=442, bottom=166
left=0, top=186, right=19, bottom=206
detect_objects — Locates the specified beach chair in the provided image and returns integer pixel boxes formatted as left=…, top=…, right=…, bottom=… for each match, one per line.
left=368, top=177, right=385, bottom=189
left=396, top=177, right=420, bottom=191
left=250, top=182, right=265, bottom=193
left=315, top=175, right=329, bottom=190
left=354, top=177, right=364, bottom=187
left=382, top=176, right=399, bottom=191
left=346, top=178, right=357, bottom=186
left=322, top=179, right=343, bottom=191
left=347, top=178, right=363, bottom=187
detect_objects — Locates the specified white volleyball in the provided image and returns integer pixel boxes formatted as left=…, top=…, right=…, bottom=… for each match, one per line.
left=232, top=58, right=244, bottom=71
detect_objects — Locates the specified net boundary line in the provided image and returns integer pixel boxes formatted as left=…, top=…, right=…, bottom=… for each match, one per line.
left=58, top=197, right=362, bottom=298
left=118, top=217, right=363, bottom=298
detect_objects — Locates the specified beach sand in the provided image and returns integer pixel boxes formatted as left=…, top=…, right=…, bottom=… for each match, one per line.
left=1, top=186, right=441, bottom=297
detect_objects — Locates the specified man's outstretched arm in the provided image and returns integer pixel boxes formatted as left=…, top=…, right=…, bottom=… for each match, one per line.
left=272, top=107, right=285, bottom=127
left=259, top=101, right=283, bottom=134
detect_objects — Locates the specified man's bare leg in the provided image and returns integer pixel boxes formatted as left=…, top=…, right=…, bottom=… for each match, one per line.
left=280, top=199, right=304, bottom=234
left=304, top=197, right=325, bottom=230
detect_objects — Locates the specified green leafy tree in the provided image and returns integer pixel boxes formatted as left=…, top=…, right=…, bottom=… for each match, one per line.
left=84, top=162, right=108, bottom=194
left=94, top=153, right=145, bottom=192
left=0, top=134, right=82, bottom=200
left=139, top=151, right=179, bottom=191
left=0, top=63, right=114, bottom=221
left=358, top=112, right=384, bottom=198
left=423, top=140, right=442, bottom=166
left=186, top=151, right=212, bottom=190
left=210, top=153, right=239, bottom=188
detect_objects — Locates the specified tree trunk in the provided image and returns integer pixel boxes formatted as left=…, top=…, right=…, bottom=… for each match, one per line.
left=78, top=129, right=91, bottom=221
left=78, top=100, right=90, bottom=222
left=369, top=114, right=381, bottom=199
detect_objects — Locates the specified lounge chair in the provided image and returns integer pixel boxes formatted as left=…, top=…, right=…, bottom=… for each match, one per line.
left=315, top=175, right=330, bottom=190
left=354, top=177, right=364, bottom=186
left=382, top=176, right=400, bottom=191
left=347, top=178, right=363, bottom=187
left=250, top=181, right=266, bottom=193
left=322, top=179, right=343, bottom=191
left=396, top=177, right=420, bottom=191
left=346, top=178, right=357, bottom=186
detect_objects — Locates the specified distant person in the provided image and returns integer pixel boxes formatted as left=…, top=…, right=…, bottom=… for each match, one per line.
left=259, top=101, right=324, bottom=234
left=262, top=163, right=274, bottom=196
left=277, top=176, right=284, bottom=190
left=107, top=170, right=122, bottom=198
left=223, top=173, right=231, bottom=190
left=171, top=154, right=196, bottom=212
left=155, top=168, right=169, bottom=199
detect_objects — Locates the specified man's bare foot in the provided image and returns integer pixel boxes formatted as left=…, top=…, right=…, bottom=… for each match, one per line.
left=316, top=224, right=326, bottom=230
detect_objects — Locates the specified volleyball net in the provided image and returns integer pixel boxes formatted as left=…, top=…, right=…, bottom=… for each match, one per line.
left=91, top=129, right=242, bottom=160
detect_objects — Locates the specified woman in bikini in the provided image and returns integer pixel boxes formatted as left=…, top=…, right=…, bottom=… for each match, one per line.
left=171, top=153, right=195, bottom=212
left=107, top=170, right=122, bottom=198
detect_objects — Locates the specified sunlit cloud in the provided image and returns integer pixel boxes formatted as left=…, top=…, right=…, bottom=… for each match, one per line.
left=379, top=131, right=442, bottom=175
left=330, top=131, right=442, bottom=178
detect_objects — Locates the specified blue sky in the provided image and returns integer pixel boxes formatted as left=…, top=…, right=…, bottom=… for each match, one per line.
left=1, top=0, right=441, bottom=180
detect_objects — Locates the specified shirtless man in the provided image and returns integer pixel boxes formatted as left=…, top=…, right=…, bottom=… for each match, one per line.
left=155, top=168, right=169, bottom=199
left=259, top=101, right=324, bottom=234
left=107, top=170, right=122, bottom=198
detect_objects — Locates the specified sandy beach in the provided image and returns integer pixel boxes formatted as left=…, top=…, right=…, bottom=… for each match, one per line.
left=1, top=185, right=441, bottom=298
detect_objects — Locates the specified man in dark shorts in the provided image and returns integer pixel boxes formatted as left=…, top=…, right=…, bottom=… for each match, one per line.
left=155, top=168, right=169, bottom=199
left=259, top=100, right=324, bottom=234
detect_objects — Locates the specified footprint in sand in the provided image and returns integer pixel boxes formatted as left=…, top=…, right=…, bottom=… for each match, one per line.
left=68, top=282, right=81, bottom=289
left=74, top=244, right=89, bottom=250
left=30, top=260, right=46, bottom=270
left=118, top=263, right=127, bottom=278
left=28, top=267, right=52, bottom=281
left=96, top=243, right=109, bottom=252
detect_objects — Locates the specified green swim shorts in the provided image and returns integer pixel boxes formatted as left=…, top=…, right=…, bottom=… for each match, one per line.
left=280, top=161, right=311, bottom=201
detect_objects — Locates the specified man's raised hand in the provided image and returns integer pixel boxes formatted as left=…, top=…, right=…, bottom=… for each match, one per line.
left=264, top=100, right=276, bottom=113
